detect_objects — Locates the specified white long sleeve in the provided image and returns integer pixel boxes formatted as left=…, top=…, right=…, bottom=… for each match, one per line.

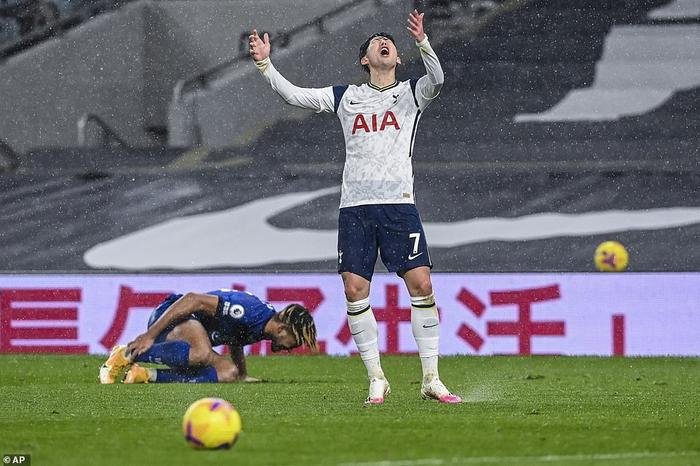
left=413, top=35, right=444, bottom=110
left=255, top=58, right=335, bottom=113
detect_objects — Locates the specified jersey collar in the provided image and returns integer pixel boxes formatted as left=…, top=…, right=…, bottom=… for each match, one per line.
left=368, top=80, right=399, bottom=92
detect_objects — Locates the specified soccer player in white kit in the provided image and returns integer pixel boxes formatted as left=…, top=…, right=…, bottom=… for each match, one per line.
left=250, top=9, right=461, bottom=404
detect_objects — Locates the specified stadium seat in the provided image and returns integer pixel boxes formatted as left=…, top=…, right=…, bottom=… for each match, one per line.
left=0, top=16, right=19, bottom=43
left=0, top=0, right=126, bottom=51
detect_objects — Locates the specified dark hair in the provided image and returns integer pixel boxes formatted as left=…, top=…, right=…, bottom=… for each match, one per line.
left=278, top=304, right=318, bottom=352
left=358, top=32, right=396, bottom=74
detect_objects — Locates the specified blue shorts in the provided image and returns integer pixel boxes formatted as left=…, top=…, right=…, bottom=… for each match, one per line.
left=337, top=204, right=432, bottom=281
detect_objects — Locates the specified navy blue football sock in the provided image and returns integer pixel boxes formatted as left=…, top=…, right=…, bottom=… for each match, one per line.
left=154, top=366, right=218, bottom=383
left=133, top=340, right=190, bottom=367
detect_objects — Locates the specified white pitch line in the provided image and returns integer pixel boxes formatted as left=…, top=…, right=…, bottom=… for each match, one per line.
left=337, top=450, right=700, bottom=466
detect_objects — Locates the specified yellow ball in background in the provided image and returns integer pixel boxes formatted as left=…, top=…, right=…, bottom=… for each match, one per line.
left=182, top=397, right=242, bottom=449
left=594, top=240, right=629, bottom=272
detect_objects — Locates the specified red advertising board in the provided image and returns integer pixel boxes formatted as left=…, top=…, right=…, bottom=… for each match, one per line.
left=1, top=273, right=698, bottom=356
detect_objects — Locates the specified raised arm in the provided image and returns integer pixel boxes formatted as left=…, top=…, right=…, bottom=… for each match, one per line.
left=127, top=292, right=219, bottom=357
left=406, top=10, right=444, bottom=109
left=249, top=29, right=335, bottom=113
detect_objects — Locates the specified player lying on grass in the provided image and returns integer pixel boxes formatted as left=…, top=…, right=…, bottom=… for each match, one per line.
left=98, top=289, right=317, bottom=384
left=250, top=9, right=461, bottom=403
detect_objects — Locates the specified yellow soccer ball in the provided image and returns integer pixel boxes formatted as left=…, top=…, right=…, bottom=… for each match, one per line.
left=594, top=241, right=629, bottom=272
left=182, top=397, right=242, bottom=449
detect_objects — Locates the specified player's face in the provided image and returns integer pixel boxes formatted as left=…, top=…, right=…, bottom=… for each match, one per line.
left=365, top=36, right=399, bottom=69
left=270, top=329, right=299, bottom=352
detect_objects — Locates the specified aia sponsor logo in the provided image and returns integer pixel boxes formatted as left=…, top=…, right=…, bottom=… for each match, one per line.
left=351, top=111, right=400, bottom=134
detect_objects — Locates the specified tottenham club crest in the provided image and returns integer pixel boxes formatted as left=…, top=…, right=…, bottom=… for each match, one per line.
left=223, top=302, right=245, bottom=319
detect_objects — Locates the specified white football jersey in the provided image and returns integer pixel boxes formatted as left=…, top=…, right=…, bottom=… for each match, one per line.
left=257, top=36, right=444, bottom=208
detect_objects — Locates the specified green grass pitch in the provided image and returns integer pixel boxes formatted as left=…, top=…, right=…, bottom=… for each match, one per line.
left=0, top=355, right=698, bottom=466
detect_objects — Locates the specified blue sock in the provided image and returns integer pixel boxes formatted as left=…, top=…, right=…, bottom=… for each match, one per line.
left=133, top=341, right=190, bottom=367
left=154, top=366, right=218, bottom=383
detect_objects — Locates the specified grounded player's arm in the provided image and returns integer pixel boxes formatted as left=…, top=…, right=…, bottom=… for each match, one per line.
left=249, top=29, right=334, bottom=112
left=228, top=346, right=260, bottom=382
left=127, top=293, right=219, bottom=357
left=407, top=10, right=444, bottom=105
left=229, top=345, right=247, bottom=377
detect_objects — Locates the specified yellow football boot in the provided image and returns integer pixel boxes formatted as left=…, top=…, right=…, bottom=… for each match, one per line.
left=123, top=364, right=152, bottom=384
left=98, top=345, right=132, bottom=384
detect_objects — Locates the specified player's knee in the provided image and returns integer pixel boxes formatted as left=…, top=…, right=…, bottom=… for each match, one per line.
left=410, top=278, right=433, bottom=297
left=188, top=346, right=211, bottom=366
left=343, top=278, right=370, bottom=301
left=342, top=272, right=370, bottom=300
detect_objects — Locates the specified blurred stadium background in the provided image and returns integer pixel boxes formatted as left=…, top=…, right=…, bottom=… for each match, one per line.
left=0, top=0, right=698, bottom=346
left=0, top=0, right=699, bottom=464
left=0, top=0, right=699, bottom=349
left=0, top=0, right=697, bottom=272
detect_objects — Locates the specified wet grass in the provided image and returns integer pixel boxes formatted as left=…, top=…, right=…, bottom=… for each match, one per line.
left=0, top=354, right=698, bottom=466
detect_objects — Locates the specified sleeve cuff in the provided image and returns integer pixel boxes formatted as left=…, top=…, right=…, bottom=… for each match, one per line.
left=415, top=34, right=429, bottom=48
left=254, top=57, right=271, bottom=72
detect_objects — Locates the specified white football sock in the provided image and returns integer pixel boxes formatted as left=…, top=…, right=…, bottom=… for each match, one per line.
left=346, top=297, right=384, bottom=379
left=410, top=293, right=440, bottom=382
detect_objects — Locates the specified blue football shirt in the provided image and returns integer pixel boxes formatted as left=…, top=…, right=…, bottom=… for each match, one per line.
left=194, top=289, right=276, bottom=347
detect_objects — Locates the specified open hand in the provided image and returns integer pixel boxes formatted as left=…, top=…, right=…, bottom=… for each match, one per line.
left=249, top=29, right=271, bottom=61
left=407, top=9, right=426, bottom=42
